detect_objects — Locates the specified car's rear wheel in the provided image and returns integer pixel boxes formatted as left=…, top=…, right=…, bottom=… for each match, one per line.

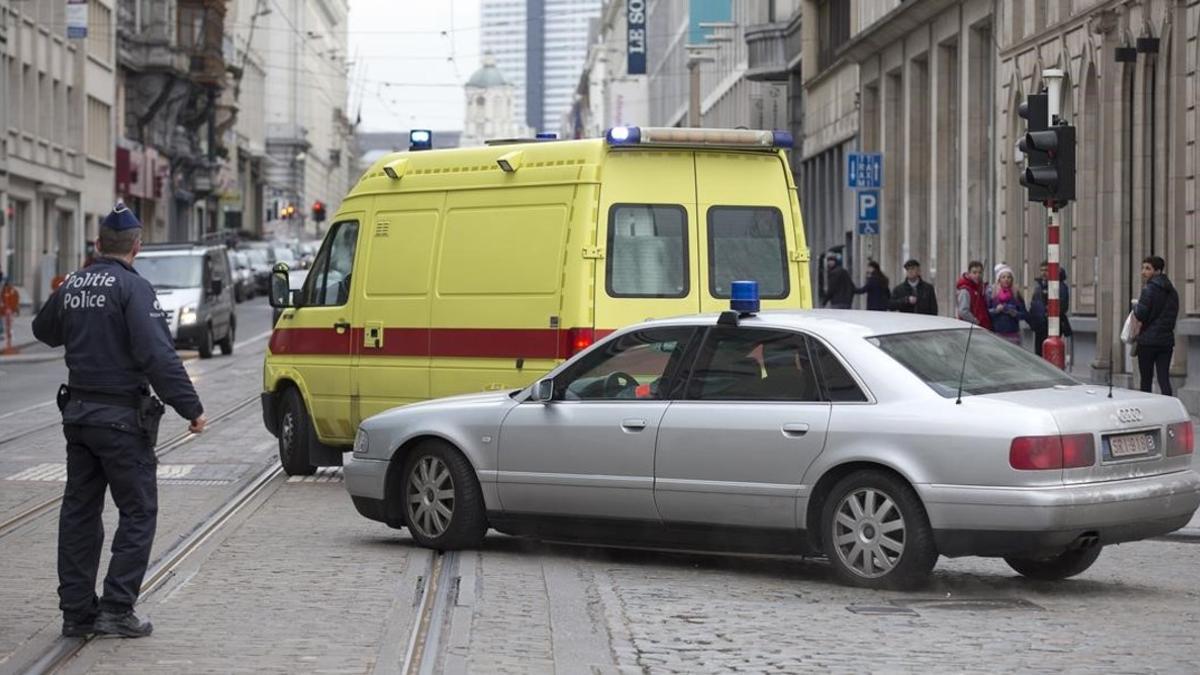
left=197, top=325, right=214, bottom=359
left=401, top=440, right=486, bottom=550
left=821, top=470, right=937, bottom=590
left=278, top=388, right=316, bottom=476
left=1004, top=546, right=1102, bottom=581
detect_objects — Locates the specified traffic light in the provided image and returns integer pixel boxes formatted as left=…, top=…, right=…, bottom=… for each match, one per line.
left=312, top=200, right=326, bottom=223
left=1017, top=92, right=1075, bottom=206
left=279, top=204, right=297, bottom=219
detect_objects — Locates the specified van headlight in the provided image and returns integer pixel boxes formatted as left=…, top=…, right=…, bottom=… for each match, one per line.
left=179, top=305, right=198, bottom=326
left=353, top=428, right=369, bottom=456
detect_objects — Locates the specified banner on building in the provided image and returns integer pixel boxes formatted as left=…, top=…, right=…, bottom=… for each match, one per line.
left=627, top=0, right=646, bottom=75
left=66, top=0, right=88, bottom=39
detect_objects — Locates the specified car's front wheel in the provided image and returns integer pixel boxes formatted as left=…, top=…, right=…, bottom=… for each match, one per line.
left=820, top=470, right=938, bottom=590
left=1004, top=546, right=1102, bottom=581
left=278, top=388, right=316, bottom=476
left=401, top=440, right=486, bottom=550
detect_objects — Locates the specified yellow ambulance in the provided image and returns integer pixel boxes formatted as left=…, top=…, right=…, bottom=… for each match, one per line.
left=263, top=127, right=812, bottom=474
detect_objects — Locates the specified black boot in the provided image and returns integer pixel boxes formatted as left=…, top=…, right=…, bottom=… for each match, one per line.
left=94, top=610, right=153, bottom=638
left=61, top=618, right=95, bottom=638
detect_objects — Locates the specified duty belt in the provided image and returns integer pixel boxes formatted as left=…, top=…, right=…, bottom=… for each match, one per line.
left=64, top=386, right=142, bottom=409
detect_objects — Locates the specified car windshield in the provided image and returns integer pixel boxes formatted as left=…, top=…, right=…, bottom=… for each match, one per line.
left=870, top=328, right=1079, bottom=397
left=246, top=249, right=268, bottom=265
left=134, top=254, right=202, bottom=290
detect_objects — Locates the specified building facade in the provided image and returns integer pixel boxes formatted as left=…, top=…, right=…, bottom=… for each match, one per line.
left=263, top=0, right=353, bottom=239
left=461, top=56, right=522, bottom=147
left=1, top=0, right=117, bottom=307
left=220, top=0, right=270, bottom=237
left=797, top=0, right=1200, bottom=411
left=559, top=0, right=651, bottom=139
left=480, top=0, right=601, bottom=134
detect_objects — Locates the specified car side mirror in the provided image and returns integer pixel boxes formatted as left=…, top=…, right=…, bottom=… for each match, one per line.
left=531, top=378, right=554, bottom=403
left=269, top=263, right=291, bottom=308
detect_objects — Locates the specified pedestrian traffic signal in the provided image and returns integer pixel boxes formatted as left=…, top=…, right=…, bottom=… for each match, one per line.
left=311, top=200, right=326, bottom=223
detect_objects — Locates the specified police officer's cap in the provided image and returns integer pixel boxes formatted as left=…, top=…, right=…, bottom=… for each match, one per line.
left=101, top=201, right=142, bottom=231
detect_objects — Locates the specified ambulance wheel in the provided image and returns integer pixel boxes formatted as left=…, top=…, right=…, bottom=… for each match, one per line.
left=198, top=325, right=214, bottom=359
left=401, top=440, right=487, bottom=550
left=278, top=388, right=316, bottom=476
left=218, top=320, right=235, bottom=355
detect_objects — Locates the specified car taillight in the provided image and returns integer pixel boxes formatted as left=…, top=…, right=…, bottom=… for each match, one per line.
left=1167, top=422, right=1195, bottom=457
left=563, top=327, right=594, bottom=357
left=1010, top=434, right=1095, bottom=470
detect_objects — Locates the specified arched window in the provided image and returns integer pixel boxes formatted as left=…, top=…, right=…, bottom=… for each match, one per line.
left=1075, top=60, right=1100, bottom=314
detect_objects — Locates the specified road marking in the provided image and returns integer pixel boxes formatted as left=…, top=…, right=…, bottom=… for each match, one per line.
left=234, top=329, right=274, bottom=350
left=0, top=400, right=56, bottom=422
left=7, top=463, right=198, bottom=482
left=286, top=466, right=343, bottom=483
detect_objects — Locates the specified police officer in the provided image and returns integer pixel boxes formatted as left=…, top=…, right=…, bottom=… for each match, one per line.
left=33, top=202, right=207, bottom=638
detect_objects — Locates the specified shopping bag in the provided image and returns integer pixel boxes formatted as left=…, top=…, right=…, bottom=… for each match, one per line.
left=1120, top=311, right=1140, bottom=344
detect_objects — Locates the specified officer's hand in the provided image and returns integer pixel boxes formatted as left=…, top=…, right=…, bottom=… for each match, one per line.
left=189, top=416, right=207, bottom=434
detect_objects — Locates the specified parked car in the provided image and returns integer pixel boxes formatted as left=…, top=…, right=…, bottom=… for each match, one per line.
left=228, top=250, right=255, bottom=302
left=243, top=245, right=273, bottom=295
left=135, top=243, right=237, bottom=358
left=343, top=301, right=1199, bottom=590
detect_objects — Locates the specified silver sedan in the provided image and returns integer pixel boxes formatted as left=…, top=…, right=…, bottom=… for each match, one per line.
left=344, top=310, right=1200, bottom=589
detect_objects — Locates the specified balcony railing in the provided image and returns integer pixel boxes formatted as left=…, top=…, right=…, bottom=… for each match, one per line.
left=744, top=22, right=790, bottom=82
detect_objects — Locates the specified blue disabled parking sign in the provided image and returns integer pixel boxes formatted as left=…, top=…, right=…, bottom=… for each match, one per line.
left=856, top=190, right=879, bottom=236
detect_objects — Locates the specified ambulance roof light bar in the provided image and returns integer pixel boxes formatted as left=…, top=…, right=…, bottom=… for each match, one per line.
left=605, top=126, right=794, bottom=149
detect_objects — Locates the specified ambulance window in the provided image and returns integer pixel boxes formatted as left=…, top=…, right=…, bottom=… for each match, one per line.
left=302, top=221, right=359, bottom=307
left=606, top=204, right=688, bottom=298
left=707, top=207, right=788, bottom=299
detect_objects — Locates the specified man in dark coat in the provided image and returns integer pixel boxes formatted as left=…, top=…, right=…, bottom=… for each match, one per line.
left=854, top=260, right=890, bottom=311
left=1132, top=255, right=1179, bottom=395
left=1029, top=261, right=1073, bottom=357
left=821, top=254, right=855, bottom=309
left=889, top=259, right=938, bottom=315
left=33, top=202, right=207, bottom=638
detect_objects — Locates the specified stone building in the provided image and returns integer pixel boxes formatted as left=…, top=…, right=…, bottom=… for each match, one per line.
left=560, top=0, right=650, bottom=139
left=1, top=0, right=117, bottom=306
left=798, top=0, right=1200, bottom=410
left=461, top=56, right=523, bottom=147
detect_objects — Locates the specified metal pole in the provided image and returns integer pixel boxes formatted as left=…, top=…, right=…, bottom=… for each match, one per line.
left=688, top=59, right=701, bottom=127
left=1043, top=205, right=1065, bottom=369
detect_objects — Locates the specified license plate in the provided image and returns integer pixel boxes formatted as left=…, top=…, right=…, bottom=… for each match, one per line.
left=1107, top=432, right=1155, bottom=458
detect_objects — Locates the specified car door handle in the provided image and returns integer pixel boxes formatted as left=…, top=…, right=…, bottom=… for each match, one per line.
left=781, top=423, right=810, bottom=437
left=621, top=418, right=648, bottom=431
left=333, top=320, right=350, bottom=334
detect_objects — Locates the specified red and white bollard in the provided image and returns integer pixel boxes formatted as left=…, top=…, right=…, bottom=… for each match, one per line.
left=1042, top=206, right=1066, bottom=369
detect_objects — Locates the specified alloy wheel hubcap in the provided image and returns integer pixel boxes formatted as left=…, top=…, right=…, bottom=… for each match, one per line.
left=407, top=456, right=455, bottom=539
left=832, top=487, right=905, bottom=578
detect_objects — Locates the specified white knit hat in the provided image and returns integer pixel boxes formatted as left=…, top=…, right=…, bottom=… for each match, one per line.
left=994, top=263, right=1013, bottom=282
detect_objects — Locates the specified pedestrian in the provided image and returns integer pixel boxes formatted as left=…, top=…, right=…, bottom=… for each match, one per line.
left=1028, top=261, right=1073, bottom=357
left=954, top=260, right=992, bottom=329
left=987, top=264, right=1028, bottom=345
left=1132, top=255, right=1179, bottom=396
left=821, top=254, right=855, bottom=309
left=888, top=259, right=938, bottom=315
left=854, top=260, right=890, bottom=311
left=32, top=202, right=208, bottom=639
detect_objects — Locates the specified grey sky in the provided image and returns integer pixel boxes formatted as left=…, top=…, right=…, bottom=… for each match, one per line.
left=348, top=0, right=483, bottom=132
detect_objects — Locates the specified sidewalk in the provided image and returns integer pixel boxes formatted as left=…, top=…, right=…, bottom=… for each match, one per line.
left=0, top=306, right=60, bottom=364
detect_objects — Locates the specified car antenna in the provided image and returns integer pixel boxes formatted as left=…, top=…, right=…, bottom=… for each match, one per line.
left=1108, top=340, right=1115, bottom=399
left=955, top=323, right=975, bottom=405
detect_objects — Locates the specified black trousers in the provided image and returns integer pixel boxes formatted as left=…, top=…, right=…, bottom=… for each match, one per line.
left=1137, top=345, right=1174, bottom=396
left=58, top=425, right=157, bottom=622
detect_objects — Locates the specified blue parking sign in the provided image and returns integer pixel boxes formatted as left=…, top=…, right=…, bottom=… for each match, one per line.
left=856, top=190, right=879, bottom=236
left=848, top=152, right=883, bottom=189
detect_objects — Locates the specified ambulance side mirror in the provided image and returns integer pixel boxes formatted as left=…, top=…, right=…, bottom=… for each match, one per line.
left=531, top=378, right=555, bottom=403
left=269, top=264, right=291, bottom=309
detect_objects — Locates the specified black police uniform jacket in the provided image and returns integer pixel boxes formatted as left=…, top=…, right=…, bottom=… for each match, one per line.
left=32, top=257, right=203, bottom=434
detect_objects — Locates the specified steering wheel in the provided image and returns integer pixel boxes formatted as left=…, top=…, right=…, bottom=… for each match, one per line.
left=603, top=371, right=637, bottom=397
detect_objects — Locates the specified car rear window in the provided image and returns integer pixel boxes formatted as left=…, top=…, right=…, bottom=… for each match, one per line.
left=870, top=328, right=1079, bottom=397
left=707, top=206, right=788, bottom=299
left=607, top=204, right=688, bottom=298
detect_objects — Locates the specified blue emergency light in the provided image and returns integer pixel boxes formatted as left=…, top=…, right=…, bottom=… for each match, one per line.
left=535, top=132, right=558, bottom=140
left=730, top=280, right=760, bottom=314
left=605, top=126, right=642, bottom=145
left=409, top=129, right=433, bottom=151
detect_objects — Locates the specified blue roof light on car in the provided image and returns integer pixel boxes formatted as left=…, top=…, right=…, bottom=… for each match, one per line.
left=730, top=280, right=760, bottom=315
left=771, top=131, right=795, bottom=149
left=605, top=126, right=642, bottom=145
left=409, top=129, right=433, bottom=151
